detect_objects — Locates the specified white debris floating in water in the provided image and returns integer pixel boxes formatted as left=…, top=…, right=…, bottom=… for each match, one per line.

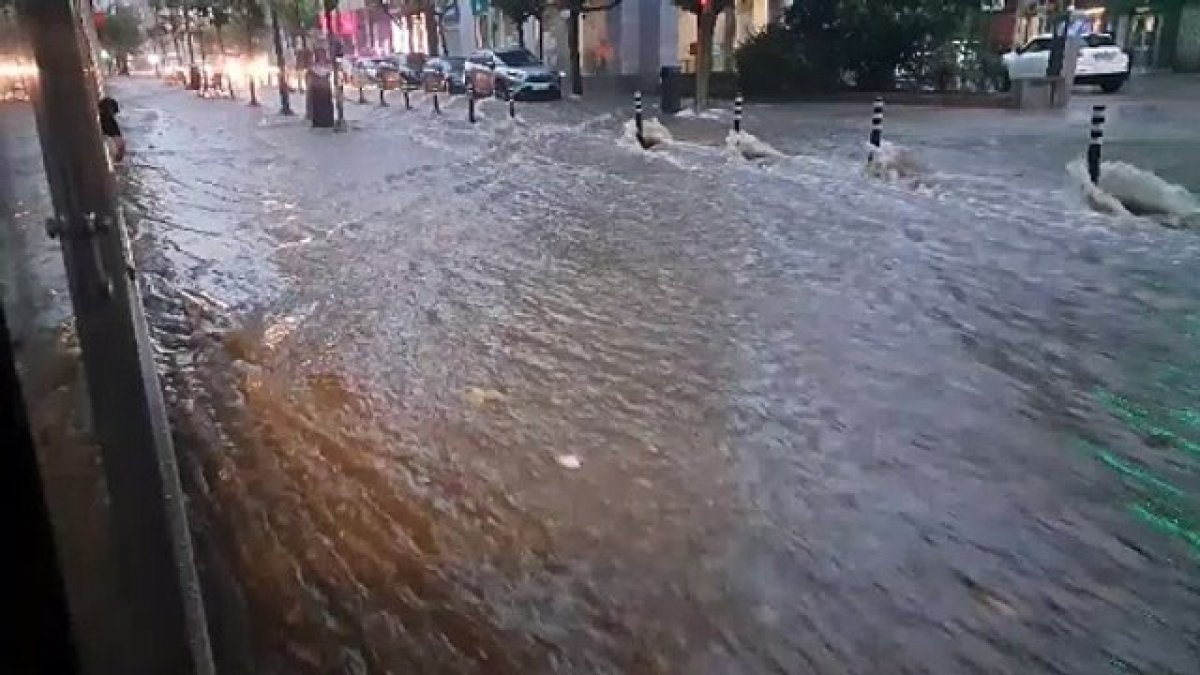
left=555, top=454, right=583, bottom=469
left=726, top=130, right=785, bottom=161
left=1068, top=158, right=1200, bottom=226
left=623, top=117, right=672, bottom=149
left=865, top=140, right=926, bottom=182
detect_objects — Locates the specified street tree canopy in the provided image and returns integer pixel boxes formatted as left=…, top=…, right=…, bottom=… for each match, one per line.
left=737, top=0, right=980, bottom=94
left=99, top=3, right=144, bottom=57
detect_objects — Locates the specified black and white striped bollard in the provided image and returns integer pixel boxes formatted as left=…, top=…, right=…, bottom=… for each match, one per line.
left=867, top=97, right=884, bottom=163
left=733, top=93, right=743, bottom=133
left=634, top=90, right=644, bottom=140
left=869, top=97, right=884, bottom=148
left=433, top=91, right=441, bottom=114
left=468, top=81, right=476, bottom=124
left=508, top=95, right=516, bottom=119
left=1088, top=104, right=1106, bottom=185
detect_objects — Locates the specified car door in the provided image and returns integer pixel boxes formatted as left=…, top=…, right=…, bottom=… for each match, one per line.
left=1008, top=37, right=1053, bottom=79
left=466, top=52, right=495, bottom=96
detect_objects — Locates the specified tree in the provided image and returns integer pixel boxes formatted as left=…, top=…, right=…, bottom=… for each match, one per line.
left=671, top=0, right=733, bottom=110
left=559, top=0, right=621, bottom=96
left=785, top=0, right=977, bottom=91
left=99, top=3, right=145, bottom=74
left=494, top=0, right=545, bottom=49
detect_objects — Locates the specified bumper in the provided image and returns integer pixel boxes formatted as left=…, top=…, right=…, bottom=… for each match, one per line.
left=511, top=82, right=562, bottom=101
left=1074, top=72, right=1127, bottom=85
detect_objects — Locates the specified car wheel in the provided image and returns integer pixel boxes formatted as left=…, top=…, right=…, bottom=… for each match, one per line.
left=1099, top=77, right=1124, bottom=94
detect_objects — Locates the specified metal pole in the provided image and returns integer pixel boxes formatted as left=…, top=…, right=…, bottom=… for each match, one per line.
left=468, top=81, right=476, bottom=123
left=1088, top=103, right=1106, bottom=185
left=508, top=95, right=515, bottom=119
left=634, top=90, right=643, bottom=139
left=379, top=84, right=387, bottom=107
left=433, top=91, right=440, bottom=114
left=268, top=0, right=293, bottom=115
left=733, top=92, right=743, bottom=134
left=17, top=2, right=215, bottom=674
left=403, top=87, right=411, bottom=110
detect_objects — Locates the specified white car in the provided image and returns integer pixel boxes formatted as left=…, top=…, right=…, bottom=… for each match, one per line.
left=1003, top=33, right=1130, bottom=93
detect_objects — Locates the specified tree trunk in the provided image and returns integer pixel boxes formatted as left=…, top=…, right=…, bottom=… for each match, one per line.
left=183, top=10, right=196, bottom=64
left=424, top=5, right=440, bottom=56
left=538, top=16, right=544, bottom=60
left=695, top=9, right=717, bottom=111
left=269, top=0, right=293, bottom=114
left=517, top=19, right=526, bottom=48
left=568, top=9, right=582, bottom=96
left=215, top=26, right=224, bottom=59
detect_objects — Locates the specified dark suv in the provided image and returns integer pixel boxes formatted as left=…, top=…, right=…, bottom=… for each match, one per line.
left=464, top=48, right=562, bottom=100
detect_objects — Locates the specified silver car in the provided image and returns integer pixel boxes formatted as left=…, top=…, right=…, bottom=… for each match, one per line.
left=465, top=48, right=562, bottom=100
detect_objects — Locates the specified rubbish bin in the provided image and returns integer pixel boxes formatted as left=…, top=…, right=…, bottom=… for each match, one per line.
left=187, top=65, right=201, bottom=91
left=660, top=66, right=682, bottom=115
left=308, top=68, right=334, bottom=128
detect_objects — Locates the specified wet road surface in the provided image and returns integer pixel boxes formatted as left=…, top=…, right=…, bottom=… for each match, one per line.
left=17, top=77, right=1200, bottom=673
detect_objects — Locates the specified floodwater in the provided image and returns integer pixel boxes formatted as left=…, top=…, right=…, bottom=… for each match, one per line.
left=18, top=78, right=1200, bottom=673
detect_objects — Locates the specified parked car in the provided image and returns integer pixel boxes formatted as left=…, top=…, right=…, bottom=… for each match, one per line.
left=465, top=47, right=562, bottom=100
left=422, top=57, right=468, bottom=94
left=349, top=57, right=403, bottom=89
left=1002, top=33, right=1130, bottom=93
left=377, top=55, right=422, bottom=89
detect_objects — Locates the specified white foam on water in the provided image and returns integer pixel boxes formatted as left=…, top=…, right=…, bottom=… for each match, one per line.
left=865, top=141, right=924, bottom=181
left=725, top=130, right=785, bottom=161
left=621, top=117, right=673, bottom=149
left=1068, top=159, right=1200, bottom=227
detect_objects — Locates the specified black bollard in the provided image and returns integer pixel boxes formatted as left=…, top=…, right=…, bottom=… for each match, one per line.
left=358, top=84, right=366, bottom=104
left=468, top=81, right=476, bottom=124
left=733, top=93, right=743, bottom=134
left=634, top=90, right=644, bottom=141
left=433, top=91, right=441, bottom=114
left=248, top=76, right=259, bottom=106
left=869, top=97, right=884, bottom=148
left=379, top=85, right=387, bottom=107
left=403, top=88, right=411, bottom=110
left=508, top=95, right=516, bottom=119
left=1088, top=103, right=1106, bottom=185
left=867, top=97, right=884, bottom=164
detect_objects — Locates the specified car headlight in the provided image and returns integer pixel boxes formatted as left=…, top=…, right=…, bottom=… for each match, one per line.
left=506, top=69, right=526, bottom=80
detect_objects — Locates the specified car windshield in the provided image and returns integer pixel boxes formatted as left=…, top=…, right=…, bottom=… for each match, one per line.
left=496, top=49, right=539, bottom=66
left=1084, top=34, right=1117, bottom=48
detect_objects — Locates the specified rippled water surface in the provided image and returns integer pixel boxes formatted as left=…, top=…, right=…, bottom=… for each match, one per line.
left=102, top=80, right=1200, bottom=674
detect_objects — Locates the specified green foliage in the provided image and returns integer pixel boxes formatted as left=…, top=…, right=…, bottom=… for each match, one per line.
left=734, top=24, right=816, bottom=96
left=99, top=3, right=145, bottom=56
left=734, top=0, right=979, bottom=94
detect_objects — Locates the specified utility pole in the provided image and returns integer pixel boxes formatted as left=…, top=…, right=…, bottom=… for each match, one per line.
left=16, top=2, right=215, bottom=674
left=269, top=0, right=294, bottom=115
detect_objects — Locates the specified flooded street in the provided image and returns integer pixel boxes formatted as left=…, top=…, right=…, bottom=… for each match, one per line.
left=17, top=76, right=1200, bottom=673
